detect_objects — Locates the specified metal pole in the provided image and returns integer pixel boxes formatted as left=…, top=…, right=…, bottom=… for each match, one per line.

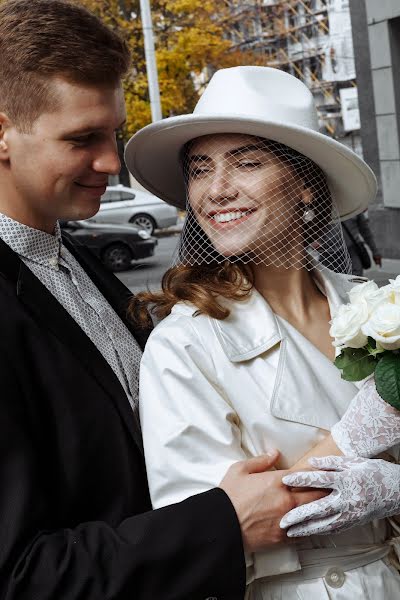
left=139, top=0, right=162, bottom=122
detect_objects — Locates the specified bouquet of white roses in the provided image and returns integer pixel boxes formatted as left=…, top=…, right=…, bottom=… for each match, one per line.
left=330, top=276, right=400, bottom=410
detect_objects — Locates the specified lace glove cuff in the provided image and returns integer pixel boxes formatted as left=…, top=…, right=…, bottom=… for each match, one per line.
left=331, top=377, right=400, bottom=457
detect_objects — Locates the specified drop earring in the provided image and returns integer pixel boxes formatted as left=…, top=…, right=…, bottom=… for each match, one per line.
left=303, top=207, right=315, bottom=223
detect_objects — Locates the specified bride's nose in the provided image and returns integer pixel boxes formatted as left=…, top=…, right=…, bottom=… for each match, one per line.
left=208, top=166, right=238, bottom=203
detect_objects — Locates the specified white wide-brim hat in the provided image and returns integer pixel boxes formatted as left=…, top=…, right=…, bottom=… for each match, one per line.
left=125, top=66, right=376, bottom=219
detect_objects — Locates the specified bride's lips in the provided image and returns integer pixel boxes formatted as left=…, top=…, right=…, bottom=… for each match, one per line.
left=206, top=207, right=257, bottom=230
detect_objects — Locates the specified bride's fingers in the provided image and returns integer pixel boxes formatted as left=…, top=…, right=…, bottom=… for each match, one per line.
left=280, top=494, right=337, bottom=529
left=285, top=512, right=341, bottom=537
left=282, top=470, right=336, bottom=489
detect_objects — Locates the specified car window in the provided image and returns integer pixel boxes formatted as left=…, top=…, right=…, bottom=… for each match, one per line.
left=120, top=192, right=136, bottom=201
left=101, top=191, right=122, bottom=203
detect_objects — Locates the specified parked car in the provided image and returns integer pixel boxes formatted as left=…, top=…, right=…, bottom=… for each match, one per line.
left=90, top=184, right=178, bottom=235
left=60, top=219, right=158, bottom=272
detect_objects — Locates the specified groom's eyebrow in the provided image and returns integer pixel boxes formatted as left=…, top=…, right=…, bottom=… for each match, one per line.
left=61, top=119, right=127, bottom=138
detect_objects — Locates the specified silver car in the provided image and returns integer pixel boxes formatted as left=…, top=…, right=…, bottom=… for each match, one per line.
left=90, top=185, right=178, bottom=235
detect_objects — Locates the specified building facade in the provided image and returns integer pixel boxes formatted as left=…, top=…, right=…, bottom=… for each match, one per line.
left=350, top=0, right=400, bottom=257
left=228, top=1, right=362, bottom=154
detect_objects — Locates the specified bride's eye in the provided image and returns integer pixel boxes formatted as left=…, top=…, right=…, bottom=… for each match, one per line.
left=190, top=165, right=212, bottom=177
left=237, top=160, right=263, bottom=169
left=189, top=161, right=212, bottom=179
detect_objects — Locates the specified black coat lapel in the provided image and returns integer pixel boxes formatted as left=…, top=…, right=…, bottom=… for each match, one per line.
left=0, top=238, right=144, bottom=453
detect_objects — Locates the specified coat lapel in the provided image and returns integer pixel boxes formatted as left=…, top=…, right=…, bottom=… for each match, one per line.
left=269, top=318, right=358, bottom=430
left=0, top=237, right=144, bottom=452
left=211, top=290, right=282, bottom=361
left=270, top=270, right=365, bottom=429
left=213, top=269, right=365, bottom=431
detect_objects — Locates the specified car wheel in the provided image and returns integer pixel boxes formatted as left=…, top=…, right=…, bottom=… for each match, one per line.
left=101, top=243, right=133, bottom=272
left=130, top=213, right=156, bottom=235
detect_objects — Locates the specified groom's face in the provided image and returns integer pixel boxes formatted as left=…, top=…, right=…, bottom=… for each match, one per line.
left=0, top=76, right=126, bottom=232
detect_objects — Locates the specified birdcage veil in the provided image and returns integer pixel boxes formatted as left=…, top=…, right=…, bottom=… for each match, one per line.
left=173, top=133, right=352, bottom=274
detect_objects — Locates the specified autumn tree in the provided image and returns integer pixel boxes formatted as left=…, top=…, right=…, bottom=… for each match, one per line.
left=79, top=0, right=263, bottom=136
left=0, top=0, right=264, bottom=137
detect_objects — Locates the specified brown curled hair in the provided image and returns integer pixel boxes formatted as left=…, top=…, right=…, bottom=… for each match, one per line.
left=0, top=0, right=131, bottom=131
left=129, top=261, right=254, bottom=327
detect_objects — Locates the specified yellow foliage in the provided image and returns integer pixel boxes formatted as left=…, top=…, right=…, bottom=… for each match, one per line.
left=0, top=0, right=265, bottom=137
left=77, top=0, right=265, bottom=135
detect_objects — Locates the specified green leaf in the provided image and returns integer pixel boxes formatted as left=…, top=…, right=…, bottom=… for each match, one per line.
left=375, top=353, right=400, bottom=410
left=334, top=347, right=377, bottom=381
left=366, top=336, right=386, bottom=357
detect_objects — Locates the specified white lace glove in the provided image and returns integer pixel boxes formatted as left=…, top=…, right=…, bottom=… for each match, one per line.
left=280, top=455, right=400, bottom=537
left=331, top=377, right=400, bottom=457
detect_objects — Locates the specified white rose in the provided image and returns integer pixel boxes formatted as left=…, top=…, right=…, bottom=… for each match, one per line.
left=348, top=280, right=388, bottom=314
left=381, top=275, right=400, bottom=305
left=330, top=302, right=369, bottom=348
left=348, top=280, right=378, bottom=303
left=362, top=303, right=400, bottom=350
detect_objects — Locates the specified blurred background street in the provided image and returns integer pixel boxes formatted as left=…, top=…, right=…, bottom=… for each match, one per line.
left=117, top=232, right=180, bottom=295
left=63, top=0, right=400, bottom=290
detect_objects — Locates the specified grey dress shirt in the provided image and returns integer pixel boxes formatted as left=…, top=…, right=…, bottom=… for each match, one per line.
left=0, top=213, right=142, bottom=410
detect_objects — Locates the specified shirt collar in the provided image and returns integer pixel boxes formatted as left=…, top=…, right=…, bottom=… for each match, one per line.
left=0, top=213, right=62, bottom=270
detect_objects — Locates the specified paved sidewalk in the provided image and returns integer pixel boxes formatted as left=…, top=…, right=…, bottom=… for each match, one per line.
left=364, top=258, right=400, bottom=286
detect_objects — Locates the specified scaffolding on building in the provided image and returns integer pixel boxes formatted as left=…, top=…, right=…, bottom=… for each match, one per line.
left=226, top=0, right=360, bottom=149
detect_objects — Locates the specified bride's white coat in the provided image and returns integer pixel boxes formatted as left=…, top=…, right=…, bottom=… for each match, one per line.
left=139, top=268, right=400, bottom=598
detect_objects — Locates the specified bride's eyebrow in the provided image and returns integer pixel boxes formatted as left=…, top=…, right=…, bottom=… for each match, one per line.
left=229, top=143, right=267, bottom=157
left=187, top=154, right=212, bottom=163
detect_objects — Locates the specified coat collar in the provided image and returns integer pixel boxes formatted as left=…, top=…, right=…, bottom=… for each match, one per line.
left=211, top=267, right=366, bottom=363
left=0, top=235, right=146, bottom=454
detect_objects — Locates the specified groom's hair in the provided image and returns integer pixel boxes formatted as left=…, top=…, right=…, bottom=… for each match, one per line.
left=0, top=0, right=131, bottom=131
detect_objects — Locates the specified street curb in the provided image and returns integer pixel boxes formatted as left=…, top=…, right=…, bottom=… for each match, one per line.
left=154, top=227, right=182, bottom=238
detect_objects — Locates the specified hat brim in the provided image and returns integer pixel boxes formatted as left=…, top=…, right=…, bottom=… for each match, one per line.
left=125, top=114, right=377, bottom=219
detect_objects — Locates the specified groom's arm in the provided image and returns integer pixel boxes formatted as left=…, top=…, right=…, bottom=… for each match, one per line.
left=0, top=352, right=246, bottom=600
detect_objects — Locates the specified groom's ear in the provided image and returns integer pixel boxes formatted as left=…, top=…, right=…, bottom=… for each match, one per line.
left=0, top=115, right=11, bottom=161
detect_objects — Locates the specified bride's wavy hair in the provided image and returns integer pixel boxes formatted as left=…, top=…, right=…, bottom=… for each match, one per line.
left=129, top=260, right=254, bottom=327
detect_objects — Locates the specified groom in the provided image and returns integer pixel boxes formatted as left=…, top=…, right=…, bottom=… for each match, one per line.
left=0, top=1, right=327, bottom=598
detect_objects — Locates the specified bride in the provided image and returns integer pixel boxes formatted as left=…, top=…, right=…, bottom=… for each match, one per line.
left=125, top=66, right=400, bottom=598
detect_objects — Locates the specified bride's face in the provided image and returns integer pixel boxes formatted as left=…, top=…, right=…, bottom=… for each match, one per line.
left=185, top=133, right=308, bottom=258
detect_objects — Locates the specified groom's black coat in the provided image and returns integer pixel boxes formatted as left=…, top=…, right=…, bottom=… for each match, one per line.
left=0, top=234, right=245, bottom=599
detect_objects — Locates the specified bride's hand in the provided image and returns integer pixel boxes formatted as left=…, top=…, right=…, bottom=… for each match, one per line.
left=279, top=455, right=400, bottom=537
left=331, top=377, right=400, bottom=457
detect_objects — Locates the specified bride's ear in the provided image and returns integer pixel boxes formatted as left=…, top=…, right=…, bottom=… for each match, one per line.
left=301, top=186, right=313, bottom=205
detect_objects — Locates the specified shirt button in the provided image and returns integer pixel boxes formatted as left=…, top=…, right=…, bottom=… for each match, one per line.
left=49, top=257, right=58, bottom=267
left=325, top=566, right=345, bottom=588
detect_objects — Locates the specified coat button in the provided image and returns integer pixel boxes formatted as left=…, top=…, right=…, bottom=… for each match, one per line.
left=325, top=566, right=345, bottom=588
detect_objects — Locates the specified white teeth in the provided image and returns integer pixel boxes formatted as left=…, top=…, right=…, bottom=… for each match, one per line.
left=211, top=210, right=252, bottom=223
